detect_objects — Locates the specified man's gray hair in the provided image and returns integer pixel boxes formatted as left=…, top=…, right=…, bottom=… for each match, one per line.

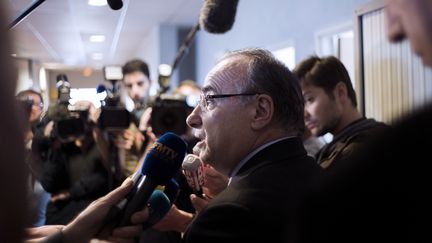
left=218, top=48, right=305, bottom=135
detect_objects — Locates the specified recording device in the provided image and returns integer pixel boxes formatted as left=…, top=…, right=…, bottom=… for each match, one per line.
left=107, top=0, right=123, bottom=10
left=47, top=74, right=90, bottom=143
left=148, top=0, right=241, bottom=136
left=148, top=0, right=241, bottom=137
left=149, top=93, right=190, bottom=137
left=199, top=0, right=239, bottom=34
left=98, top=66, right=131, bottom=131
left=163, top=178, right=180, bottom=203
left=116, top=132, right=187, bottom=226
left=147, top=64, right=190, bottom=137
left=142, top=189, right=173, bottom=230
left=56, top=74, right=70, bottom=104
left=182, top=154, right=204, bottom=197
left=142, top=190, right=171, bottom=230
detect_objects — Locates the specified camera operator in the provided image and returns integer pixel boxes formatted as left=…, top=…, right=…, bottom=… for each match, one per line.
left=114, top=59, right=154, bottom=178
left=33, top=75, right=116, bottom=225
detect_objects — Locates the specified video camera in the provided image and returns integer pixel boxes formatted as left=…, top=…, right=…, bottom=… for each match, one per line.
left=149, top=94, right=190, bottom=137
left=149, top=64, right=190, bottom=137
left=47, top=74, right=91, bottom=143
left=98, top=66, right=131, bottom=131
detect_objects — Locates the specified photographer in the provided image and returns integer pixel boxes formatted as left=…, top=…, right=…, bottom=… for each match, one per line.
left=115, top=59, right=154, bottom=177
left=34, top=75, right=116, bottom=225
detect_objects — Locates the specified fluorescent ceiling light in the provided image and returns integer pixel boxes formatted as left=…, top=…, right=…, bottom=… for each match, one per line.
left=89, top=35, right=106, bottom=43
left=88, top=0, right=107, bottom=7
left=91, top=53, right=103, bottom=60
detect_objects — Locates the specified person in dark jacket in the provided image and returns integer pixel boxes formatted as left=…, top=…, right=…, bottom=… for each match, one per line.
left=297, top=1, right=432, bottom=242
left=183, top=48, right=323, bottom=243
left=293, top=56, right=389, bottom=171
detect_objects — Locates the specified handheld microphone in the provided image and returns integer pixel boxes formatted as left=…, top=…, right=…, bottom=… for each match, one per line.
left=163, top=179, right=180, bottom=204
left=142, top=190, right=171, bottom=230
left=199, top=0, right=239, bottom=34
left=117, top=132, right=187, bottom=226
left=107, top=0, right=123, bottom=10
left=96, top=84, right=107, bottom=94
left=182, top=154, right=204, bottom=198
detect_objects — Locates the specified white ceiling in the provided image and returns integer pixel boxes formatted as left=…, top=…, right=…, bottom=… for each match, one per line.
left=7, top=0, right=204, bottom=70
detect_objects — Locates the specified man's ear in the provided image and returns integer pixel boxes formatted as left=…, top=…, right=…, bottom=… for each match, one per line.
left=334, top=81, right=348, bottom=103
left=251, top=94, right=274, bottom=130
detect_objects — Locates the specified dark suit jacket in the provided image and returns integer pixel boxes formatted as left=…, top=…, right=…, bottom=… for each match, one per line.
left=297, top=105, right=432, bottom=243
left=182, top=137, right=323, bottom=243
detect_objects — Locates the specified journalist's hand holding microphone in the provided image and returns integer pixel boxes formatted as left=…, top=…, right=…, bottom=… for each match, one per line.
left=153, top=155, right=228, bottom=232
left=27, top=178, right=149, bottom=243
left=190, top=164, right=228, bottom=213
left=60, top=178, right=149, bottom=243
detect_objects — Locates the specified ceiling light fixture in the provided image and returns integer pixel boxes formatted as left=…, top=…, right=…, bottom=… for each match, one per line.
left=88, top=0, right=107, bottom=7
left=91, top=53, right=103, bottom=60
left=89, top=35, right=106, bottom=43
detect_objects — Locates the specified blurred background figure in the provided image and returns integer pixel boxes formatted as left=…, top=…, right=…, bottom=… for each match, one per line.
left=293, top=56, right=388, bottom=171
left=16, top=89, right=51, bottom=227
left=36, top=100, right=114, bottom=225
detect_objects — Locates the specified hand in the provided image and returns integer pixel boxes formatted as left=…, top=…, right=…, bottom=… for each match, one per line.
left=190, top=194, right=210, bottom=213
left=138, top=107, right=157, bottom=144
left=61, top=178, right=149, bottom=243
left=43, top=121, right=54, bottom=137
left=138, top=107, right=152, bottom=131
left=25, top=225, right=64, bottom=242
left=202, top=165, right=228, bottom=199
left=50, top=191, right=70, bottom=203
left=114, top=130, right=136, bottom=150
left=153, top=205, right=194, bottom=233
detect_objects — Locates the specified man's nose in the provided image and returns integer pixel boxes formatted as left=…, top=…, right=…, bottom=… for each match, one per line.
left=186, top=106, right=202, bottom=129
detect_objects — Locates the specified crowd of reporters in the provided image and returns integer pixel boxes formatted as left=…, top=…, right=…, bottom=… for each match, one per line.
left=2, top=0, right=431, bottom=242
left=16, top=57, right=206, bottom=242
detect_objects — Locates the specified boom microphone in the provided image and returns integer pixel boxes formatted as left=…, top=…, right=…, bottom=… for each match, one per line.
left=182, top=154, right=204, bottom=197
left=107, top=0, right=123, bottom=10
left=117, top=132, right=187, bottom=226
left=199, top=0, right=239, bottom=34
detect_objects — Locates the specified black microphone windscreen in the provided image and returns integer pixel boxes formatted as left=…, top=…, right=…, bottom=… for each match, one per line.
left=199, top=0, right=239, bottom=34
left=107, top=0, right=123, bottom=10
left=56, top=74, right=68, bottom=82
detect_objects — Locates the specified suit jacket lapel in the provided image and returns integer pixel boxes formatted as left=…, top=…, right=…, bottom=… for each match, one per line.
left=234, top=137, right=306, bottom=178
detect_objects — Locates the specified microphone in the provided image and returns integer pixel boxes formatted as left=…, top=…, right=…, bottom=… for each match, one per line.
left=107, top=0, right=123, bottom=10
left=117, top=132, right=187, bottom=226
left=182, top=154, right=204, bottom=197
left=142, top=190, right=171, bottom=230
left=163, top=179, right=180, bottom=204
left=199, top=0, right=239, bottom=34
left=96, top=84, right=107, bottom=94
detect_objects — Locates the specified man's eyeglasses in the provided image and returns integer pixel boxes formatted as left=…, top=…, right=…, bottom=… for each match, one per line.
left=33, top=102, right=44, bottom=109
left=198, top=93, right=259, bottom=111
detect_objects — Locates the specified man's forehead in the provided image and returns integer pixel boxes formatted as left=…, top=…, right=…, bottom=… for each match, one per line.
left=123, top=71, right=149, bottom=83
left=203, top=58, right=246, bottom=93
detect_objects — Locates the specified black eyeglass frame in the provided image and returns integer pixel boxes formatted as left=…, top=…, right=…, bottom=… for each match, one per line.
left=199, top=93, right=260, bottom=110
